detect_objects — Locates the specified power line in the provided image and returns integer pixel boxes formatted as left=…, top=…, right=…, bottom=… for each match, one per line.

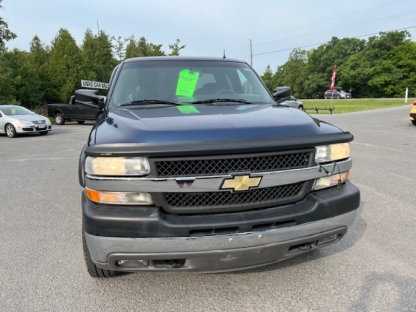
left=253, top=25, right=416, bottom=56
left=254, top=10, right=416, bottom=46
left=252, top=0, right=406, bottom=40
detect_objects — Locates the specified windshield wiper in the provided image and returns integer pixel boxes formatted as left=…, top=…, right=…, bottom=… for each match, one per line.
left=191, top=98, right=252, bottom=105
left=119, top=99, right=182, bottom=106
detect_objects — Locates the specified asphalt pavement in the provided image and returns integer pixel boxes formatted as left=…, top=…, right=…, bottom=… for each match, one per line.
left=0, top=106, right=415, bottom=312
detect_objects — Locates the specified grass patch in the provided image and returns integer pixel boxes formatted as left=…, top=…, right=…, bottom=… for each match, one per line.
left=301, top=98, right=414, bottom=114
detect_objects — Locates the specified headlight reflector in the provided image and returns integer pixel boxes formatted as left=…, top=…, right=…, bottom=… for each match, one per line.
left=315, top=143, right=350, bottom=163
left=313, top=171, right=350, bottom=190
left=85, top=187, right=153, bottom=205
left=85, top=157, right=150, bottom=176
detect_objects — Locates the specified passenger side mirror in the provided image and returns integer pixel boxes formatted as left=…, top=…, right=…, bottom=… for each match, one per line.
left=273, top=86, right=292, bottom=104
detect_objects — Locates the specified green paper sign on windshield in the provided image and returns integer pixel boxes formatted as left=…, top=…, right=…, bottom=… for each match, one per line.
left=11, top=108, right=16, bottom=115
left=177, top=105, right=200, bottom=114
left=176, top=69, right=200, bottom=97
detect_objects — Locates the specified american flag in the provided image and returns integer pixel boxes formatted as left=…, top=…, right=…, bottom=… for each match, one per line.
left=330, top=65, right=337, bottom=92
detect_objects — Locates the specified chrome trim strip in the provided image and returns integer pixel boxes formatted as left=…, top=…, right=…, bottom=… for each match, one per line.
left=85, top=210, right=357, bottom=263
left=85, top=159, right=352, bottom=193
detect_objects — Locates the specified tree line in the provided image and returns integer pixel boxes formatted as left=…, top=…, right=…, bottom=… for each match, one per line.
left=261, top=30, right=416, bottom=99
left=0, top=26, right=186, bottom=106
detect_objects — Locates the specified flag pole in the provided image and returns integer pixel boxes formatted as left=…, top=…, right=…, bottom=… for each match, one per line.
left=330, top=65, right=337, bottom=112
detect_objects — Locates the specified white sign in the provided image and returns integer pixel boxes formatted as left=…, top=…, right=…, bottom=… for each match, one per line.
left=81, top=80, right=109, bottom=90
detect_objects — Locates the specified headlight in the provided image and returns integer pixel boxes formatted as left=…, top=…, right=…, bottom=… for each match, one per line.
left=18, top=119, right=33, bottom=125
left=315, top=143, right=350, bottom=163
left=85, top=187, right=153, bottom=205
left=85, top=157, right=150, bottom=176
left=313, top=171, right=349, bottom=190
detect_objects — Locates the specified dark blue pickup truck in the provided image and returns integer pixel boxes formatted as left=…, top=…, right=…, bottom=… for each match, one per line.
left=78, top=56, right=360, bottom=278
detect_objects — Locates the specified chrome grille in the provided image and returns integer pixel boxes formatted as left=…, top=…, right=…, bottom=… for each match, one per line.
left=32, top=120, right=46, bottom=124
left=155, top=151, right=312, bottom=178
left=163, top=182, right=304, bottom=209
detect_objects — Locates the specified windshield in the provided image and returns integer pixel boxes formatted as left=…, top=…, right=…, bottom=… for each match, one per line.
left=0, top=106, right=33, bottom=116
left=109, top=60, right=274, bottom=107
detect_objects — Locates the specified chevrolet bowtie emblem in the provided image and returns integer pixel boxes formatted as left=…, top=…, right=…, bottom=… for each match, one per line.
left=221, top=175, right=262, bottom=192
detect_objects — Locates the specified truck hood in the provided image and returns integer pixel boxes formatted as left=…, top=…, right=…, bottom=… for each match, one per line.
left=91, top=104, right=345, bottom=146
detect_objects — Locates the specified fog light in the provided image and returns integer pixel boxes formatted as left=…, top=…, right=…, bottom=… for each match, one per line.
left=313, top=171, right=349, bottom=190
left=116, top=260, right=149, bottom=268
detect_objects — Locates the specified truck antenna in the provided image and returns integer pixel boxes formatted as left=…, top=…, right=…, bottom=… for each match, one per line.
left=223, top=49, right=226, bottom=59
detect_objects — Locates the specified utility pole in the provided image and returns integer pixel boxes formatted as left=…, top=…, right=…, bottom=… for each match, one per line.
left=249, top=39, right=253, bottom=67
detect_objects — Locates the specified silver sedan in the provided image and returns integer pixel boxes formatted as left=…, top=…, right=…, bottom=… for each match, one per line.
left=0, top=105, right=52, bottom=138
left=281, top=96, right=304, bottom=111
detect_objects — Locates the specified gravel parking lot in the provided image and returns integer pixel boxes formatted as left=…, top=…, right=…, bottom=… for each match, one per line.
left=1, top=106, right=415, bottom=312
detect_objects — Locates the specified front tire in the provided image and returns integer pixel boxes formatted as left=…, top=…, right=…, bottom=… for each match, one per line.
left=298, top=105, right=304, bottom=111
left=5, top=124, right=17, bottom=138
left=412, top=120, right=416, bottom=126
left=77, top=121, right=85, bottom=124
left=54, top=114, right=65, bottom=125
left=82, top=230, right=122, bottom=278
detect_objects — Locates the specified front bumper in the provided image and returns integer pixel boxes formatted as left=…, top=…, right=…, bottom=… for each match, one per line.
left=84, top=181, right=360, bottom=272
left=16, top=124, right=52, bottom=133
left=85, top=210, right=356, bottom=272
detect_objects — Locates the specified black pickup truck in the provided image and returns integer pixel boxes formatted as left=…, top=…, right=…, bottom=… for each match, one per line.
left=78, top=56, right=360, bottom=278
left=47, top=90, right=102, bottom=125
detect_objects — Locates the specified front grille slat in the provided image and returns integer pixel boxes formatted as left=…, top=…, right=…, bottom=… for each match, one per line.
left=32, top=120, right=46, bottom=124
left=155, top=152, right=312, bottom=177
left=164, top=182, right=304, bottom=209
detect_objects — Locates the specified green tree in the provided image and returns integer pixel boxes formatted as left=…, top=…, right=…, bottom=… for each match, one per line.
left=340, top=31, right=410, bottom=97
left=261, top=65, right=274, bottom=91
left=305, top=37, right=365, bottom=98
left=82, top=29, right=115, bottom=83
left=125, top=36, right=166, bottom=58
left=279, top=48, right=308, bottom=98
left=45, top=28, right=85, bottom=102
left=0, top=47, right=17, bottom=103
left=389, top=41, right=416, bottom=97
left=0, top=0, right=16, bottom=47
left=111, top=36, right=128, bottom=61
left=168, top=39, right=186, bottom=56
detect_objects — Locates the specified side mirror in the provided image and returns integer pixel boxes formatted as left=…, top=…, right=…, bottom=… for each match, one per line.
left=272, top=86, right=292, bottom=104
left=0, top=113, right=2, bottom=117
left=98, top=97, right=106, bottom=110
left=74, top=89, right=106, bottom=110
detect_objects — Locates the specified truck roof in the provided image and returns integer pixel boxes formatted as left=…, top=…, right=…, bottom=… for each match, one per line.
left=123, top=56, right=247, bottom=64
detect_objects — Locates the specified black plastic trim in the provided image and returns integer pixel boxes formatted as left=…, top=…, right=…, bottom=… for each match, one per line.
left=83, top=181, right=360, bottom=238
left=79, top=145, right=87, bottom=187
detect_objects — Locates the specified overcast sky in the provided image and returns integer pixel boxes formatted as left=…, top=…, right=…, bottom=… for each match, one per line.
left=3, top=0, right=416, bottom=74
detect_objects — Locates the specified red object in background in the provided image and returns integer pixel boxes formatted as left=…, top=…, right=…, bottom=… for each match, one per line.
left=330, top=65, right=337, bottom=92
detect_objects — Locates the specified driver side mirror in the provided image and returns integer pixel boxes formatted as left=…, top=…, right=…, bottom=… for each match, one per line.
left=74, top=89, right=106, bottom=110
left=98, top=96, right=106, bottom=110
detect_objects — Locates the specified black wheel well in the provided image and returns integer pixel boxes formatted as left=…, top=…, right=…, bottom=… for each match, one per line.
left=53, top=110, right=64, bottom=117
